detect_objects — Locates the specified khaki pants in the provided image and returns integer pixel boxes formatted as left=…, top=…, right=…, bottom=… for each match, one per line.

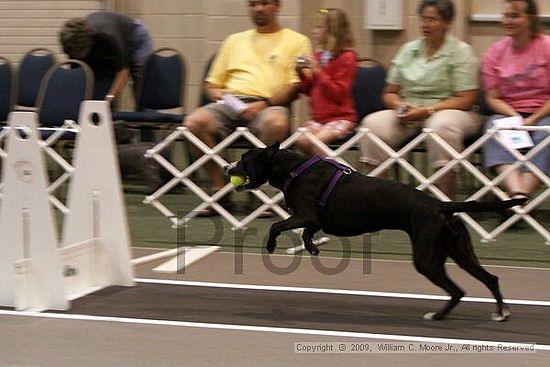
left=359, top=109, right=482, bottom=168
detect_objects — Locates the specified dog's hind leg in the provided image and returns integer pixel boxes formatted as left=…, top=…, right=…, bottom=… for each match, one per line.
left=415, top=260, right=465, bottom=320
left=447, top=220, right=510, bottom=321
left=411, top=223, right=465, bottom=320
left=302, top=226, right=320, bottom=255
left=454, top=257, right=510, bottom=322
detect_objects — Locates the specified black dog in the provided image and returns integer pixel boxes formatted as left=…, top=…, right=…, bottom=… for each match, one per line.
left=226, top=142, right=527, bottom=321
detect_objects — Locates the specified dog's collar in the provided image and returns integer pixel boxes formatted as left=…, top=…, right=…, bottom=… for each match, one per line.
left=282, top=156, right=352, bottom=208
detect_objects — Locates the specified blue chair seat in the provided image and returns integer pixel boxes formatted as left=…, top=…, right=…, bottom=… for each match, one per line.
left=352, top=63, right=386, bottom=122
left=0, top=126, right=77, bottom=141
left=113, top=48, right=186, bottom=132
left=38, top=127, right=78, bottom=141
left=17, top=48, right=56, bottom=109
left=37, top=60, right=94, bottom=127
left=0, top=56, right=14, bottom=122
left=112, top=110, right=185, bottom=123
left=326, top=60, right=387, bottom=150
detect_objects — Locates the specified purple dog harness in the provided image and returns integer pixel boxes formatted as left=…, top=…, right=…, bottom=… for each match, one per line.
left=281, top=156, right=352, bottom=208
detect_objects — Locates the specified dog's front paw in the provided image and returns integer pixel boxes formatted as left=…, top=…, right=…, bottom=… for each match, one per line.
left=305, top=244, right=319, bottom=256
left=266, top=240, right=277, bottom=253
left=491, top=308, right=511, bottom=322
left=423, top=312, right=445, bottom=321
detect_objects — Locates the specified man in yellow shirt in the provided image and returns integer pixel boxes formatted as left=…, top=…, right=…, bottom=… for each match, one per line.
left=185, top=0, right=312, bottom=216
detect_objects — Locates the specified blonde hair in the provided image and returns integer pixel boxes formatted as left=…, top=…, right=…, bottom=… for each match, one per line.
left=316, top=8, right=355, bottom=55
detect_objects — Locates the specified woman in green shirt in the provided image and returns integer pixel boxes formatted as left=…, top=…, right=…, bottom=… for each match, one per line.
left=359, top=0, right=482, bottom=198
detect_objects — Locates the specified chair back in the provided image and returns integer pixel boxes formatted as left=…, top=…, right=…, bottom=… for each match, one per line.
left=136, top=48, right=186, bottom=110
left=352, top=58, right=387, bottom=121
left=16, top=48, right=56, bottom=108
left=36, top=60, right=94, bottom=127
left=0, top=56, right=15, bottom=121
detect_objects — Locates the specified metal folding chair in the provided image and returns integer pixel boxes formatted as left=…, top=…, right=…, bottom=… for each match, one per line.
left=36, top=59, right=94, bottom=129
left=112, top=47, right=187, bottom=130
left=16, top=48, right=56, bottom=110
left=0, top=56, right=15, bottom=123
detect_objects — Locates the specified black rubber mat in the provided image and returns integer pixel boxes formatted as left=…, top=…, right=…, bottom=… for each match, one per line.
left=56, top=282, right=549, bottom=345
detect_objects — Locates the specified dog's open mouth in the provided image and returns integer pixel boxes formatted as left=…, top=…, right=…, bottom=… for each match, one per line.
left=230, top=175, right=250, bottom=191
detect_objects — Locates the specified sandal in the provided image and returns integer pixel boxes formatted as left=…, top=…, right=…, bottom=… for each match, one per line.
left=196, top=206, right=220, bottom=217
left=509, top=192, right=531, bottom=200
left=256, top=209, right=275, bottom=218
left=498, top=192, right=530, bottom=229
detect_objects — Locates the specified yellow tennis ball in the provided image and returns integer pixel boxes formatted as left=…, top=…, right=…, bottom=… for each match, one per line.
left=230, top=175, right=246, bottom=187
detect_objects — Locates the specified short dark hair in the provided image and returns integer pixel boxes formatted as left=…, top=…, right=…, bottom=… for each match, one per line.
left=59, top=17, right=93, bottom=58
left=247, top=0, right=280, bottom=6
left=505, top=0, right=541, bottom=35
left=417, top=0, right=455, bottom=23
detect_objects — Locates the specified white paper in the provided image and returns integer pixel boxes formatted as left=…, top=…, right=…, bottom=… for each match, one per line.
left=493, top=116, right=534, bottom=150
left=221, top=93, right=248, bottom=114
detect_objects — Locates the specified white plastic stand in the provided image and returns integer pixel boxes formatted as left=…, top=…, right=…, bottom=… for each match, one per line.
left=0, top=101, right=134, bottom=311
left=62, top=101, right=134, bottom=296
left=0, top=112, right=68, bottom=311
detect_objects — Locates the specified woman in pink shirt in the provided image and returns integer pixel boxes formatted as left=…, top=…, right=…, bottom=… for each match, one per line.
left=482, top=0, right=550, bottom=201
left=295, top=8, right=358, bottom=156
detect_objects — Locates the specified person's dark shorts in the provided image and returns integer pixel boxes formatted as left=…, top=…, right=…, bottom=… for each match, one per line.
left=202, top=96, right=289, bottom=139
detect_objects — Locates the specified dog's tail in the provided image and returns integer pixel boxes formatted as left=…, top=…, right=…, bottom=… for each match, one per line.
left=440, top=198, right=527, bottom=214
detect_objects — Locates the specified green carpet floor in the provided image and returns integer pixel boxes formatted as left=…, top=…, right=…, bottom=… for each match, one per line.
left=122, top=184, right=550, bottom=268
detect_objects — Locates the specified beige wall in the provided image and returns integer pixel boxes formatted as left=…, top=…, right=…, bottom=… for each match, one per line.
left=0, top=0, right=549, bottom=115
left=472, top=0, right=550, bottom=13
left=0, top=0, right=107, bottom=62
left=119, top=0, right=373, bottom=115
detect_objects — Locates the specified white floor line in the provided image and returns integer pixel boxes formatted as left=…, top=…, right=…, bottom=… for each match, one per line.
left=152, top=246, right=220, bottom=273
left=134, top=247, right=550, bottom=271
left=231, top=251, right=550, bottom=271
left=131, top=248, right=180, bottom=266
left=0, top=309, right=548, bottom=351
left=286, top=236, right=330, bottom=255
left=135, top=278, right=550, bottom=307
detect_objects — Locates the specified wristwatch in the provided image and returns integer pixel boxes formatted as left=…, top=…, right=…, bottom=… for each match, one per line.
left=105, top=94, right=115, bottom=102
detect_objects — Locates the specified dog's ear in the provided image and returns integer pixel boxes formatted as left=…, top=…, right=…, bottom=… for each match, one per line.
left=264, top=141, right=280, bottom=161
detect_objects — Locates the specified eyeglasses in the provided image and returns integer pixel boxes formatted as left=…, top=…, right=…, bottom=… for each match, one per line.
left=420, top=16, right=443, bottom=24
